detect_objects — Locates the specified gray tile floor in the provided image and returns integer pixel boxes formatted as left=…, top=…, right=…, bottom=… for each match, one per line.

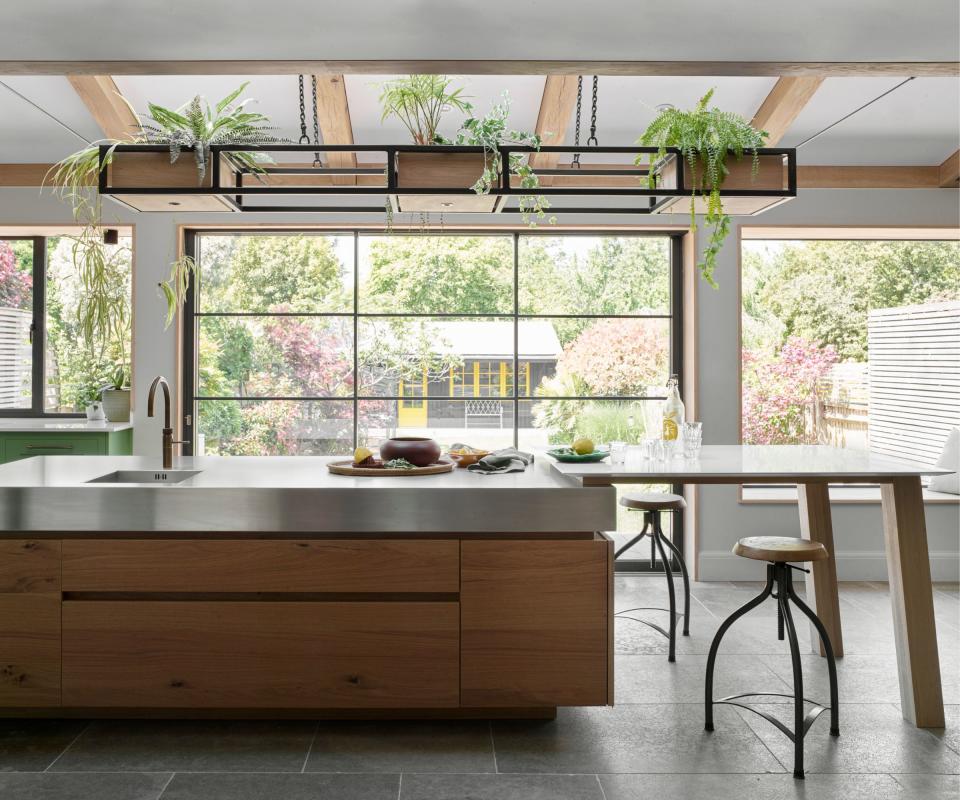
left=1, top=579, right=957, bottom=799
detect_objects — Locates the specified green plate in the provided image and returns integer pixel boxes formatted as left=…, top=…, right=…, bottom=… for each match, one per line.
left=546, top=448, right=610, bottom=463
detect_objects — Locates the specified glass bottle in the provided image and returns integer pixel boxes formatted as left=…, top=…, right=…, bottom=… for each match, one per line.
left=662, top=375, right=685, bottom=446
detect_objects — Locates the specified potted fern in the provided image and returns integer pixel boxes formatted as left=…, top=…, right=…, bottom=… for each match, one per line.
left=637, top=89, right=776, bottom=285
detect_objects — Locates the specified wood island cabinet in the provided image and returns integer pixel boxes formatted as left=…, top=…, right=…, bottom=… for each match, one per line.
left=1, top=534, right=612, bottom=717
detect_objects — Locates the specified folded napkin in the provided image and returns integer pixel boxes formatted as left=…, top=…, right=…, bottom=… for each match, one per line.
left=467, top=448, right=535, bottom=474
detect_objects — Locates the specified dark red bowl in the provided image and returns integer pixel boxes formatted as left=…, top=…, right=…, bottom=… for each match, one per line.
left=379, top=437, right=441, bottom=468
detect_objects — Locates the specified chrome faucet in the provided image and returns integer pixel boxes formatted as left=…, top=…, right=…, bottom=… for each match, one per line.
left=147, top=376, right=187, bottom=470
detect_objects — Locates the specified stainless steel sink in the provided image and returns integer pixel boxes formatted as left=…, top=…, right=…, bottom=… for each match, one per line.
left=86, top=470, right=202, bottom=485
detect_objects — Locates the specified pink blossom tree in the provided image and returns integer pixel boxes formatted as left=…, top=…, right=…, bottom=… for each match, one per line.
left=0, top=242, right=32, bottom=310
left=742, top=336, right=839, bottom=444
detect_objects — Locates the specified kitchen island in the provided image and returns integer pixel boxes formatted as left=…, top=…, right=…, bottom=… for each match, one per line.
left=0, top=455, right=615, bottom=718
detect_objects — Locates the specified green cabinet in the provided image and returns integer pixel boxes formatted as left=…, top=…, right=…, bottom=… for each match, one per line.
left=0, top=428, right=133, bottom=464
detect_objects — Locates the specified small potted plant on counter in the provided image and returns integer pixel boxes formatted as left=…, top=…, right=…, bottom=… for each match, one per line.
left=637, top=89, right=774, bottom=286
left=100, top=362, right=132, bottom=423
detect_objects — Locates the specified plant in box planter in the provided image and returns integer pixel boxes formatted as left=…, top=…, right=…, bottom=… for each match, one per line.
left=636, top=89, right=768, bottom=286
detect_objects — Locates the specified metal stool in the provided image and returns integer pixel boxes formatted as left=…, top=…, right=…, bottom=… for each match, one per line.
left=705, top=536, right=840, bottom=779
left=615, top=492, right=690, bottom=662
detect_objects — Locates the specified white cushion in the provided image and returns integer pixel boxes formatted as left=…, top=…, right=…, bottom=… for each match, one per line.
left=928, top=428, right=960, bottom=495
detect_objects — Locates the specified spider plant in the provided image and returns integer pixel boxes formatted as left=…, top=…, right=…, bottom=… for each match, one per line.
left=379, top=75, right=472, bottom=145
left=637, top=89, right=768, bottom=286
left=159, top=254, right=197, bottom=330
left=451, top=93, right=552, bottom=225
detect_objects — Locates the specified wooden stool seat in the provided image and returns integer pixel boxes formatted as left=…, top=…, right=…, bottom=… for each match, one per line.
left=619, top=492, right=686, bottom=512
left=734, top=536, right=828, bottom=563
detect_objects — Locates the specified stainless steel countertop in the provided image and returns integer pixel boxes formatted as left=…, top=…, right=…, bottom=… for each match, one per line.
left=0, top=455, right=615, bottom=534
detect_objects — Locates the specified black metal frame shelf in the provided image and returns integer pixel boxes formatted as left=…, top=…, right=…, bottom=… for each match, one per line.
left=98, top=144, right=797, bottom=215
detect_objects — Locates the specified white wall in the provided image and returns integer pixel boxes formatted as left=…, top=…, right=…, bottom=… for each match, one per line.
left=0, top=186, right=957, bottom=579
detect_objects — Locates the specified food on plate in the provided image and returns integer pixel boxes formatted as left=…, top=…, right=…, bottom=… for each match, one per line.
left=352, top=446, right=380, bottom=467
left=572, top=437, right=595, bottom=455
left=384, top=458, right=416, bottom=470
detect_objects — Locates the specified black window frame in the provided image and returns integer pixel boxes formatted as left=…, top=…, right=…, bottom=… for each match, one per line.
left=181, top=228, right=687, bottom=572
left=0, top=235, right=84, bottom=418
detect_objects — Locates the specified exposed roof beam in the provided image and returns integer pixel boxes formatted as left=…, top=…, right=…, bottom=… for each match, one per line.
left=0, top=164, right=55, bottom=186
left=938, top=149, right=959, bottom=187
left=531, top=75, right=580, bottom=187
left=312, top=74, right=356, bottom=186
left=4, top=61, right=957, bottom=77
left=66, top=75, right=140, bottom=140
left=751, top=76, right=824, bottom=145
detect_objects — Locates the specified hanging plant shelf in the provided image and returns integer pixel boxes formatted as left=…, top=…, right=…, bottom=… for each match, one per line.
left=95, top=144, right=796, bottom=216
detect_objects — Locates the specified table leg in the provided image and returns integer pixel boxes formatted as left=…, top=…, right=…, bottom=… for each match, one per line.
left=881, top=476, right=944, bottom=728
left=797, top=482, right=844, bottom=658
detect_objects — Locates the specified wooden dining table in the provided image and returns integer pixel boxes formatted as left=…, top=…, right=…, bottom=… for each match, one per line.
left=551, top=444, right=952, bottom=729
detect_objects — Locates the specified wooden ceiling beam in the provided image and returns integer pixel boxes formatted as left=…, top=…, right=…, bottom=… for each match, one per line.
left=938, top=149, right=959, bottom=188
left=0, top=164, right=55, bottom=186
left=311, top=74, right=357, bottom=186
left=751, top=76, right=824, bottom=145
left=3, top=61, right=957, bottom=77
left=531, top=75, right=580, bottom=186
left=66, top=75, right=140, bottom=140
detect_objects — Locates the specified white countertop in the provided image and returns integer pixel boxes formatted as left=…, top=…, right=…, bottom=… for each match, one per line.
left=0, top=419, right=133, bottom=433
left=550, top=444, right=949, bottom=484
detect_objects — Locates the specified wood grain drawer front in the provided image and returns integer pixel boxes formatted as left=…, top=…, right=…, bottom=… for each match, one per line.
left=461, top=539, right=611, bottom=708
left=62, top=539, right=459, bottom=593
left=62, top=601, right=459, bottom=709
left=0, top=540, right=60, bottom=593
left=0, top=594, right=60, bottom=706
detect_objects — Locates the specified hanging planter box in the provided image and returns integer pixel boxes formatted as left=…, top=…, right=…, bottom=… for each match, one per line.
left=654, top=153, right=789, bottom=216
left=105, top=149, right=238, bottom=212
left=391, top=151, right=502, bottom=213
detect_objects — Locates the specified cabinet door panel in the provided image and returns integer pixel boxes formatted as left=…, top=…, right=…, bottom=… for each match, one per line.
left=0, top=594, right=60, bottom=706
left=461, top=538, right=611, bottom=707
left=0, top=540, right=60, bottom=593
left=63, top=601, right=459, bottom=709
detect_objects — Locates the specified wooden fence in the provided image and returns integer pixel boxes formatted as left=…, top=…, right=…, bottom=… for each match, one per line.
left=868, top=301, right=960, bottom=467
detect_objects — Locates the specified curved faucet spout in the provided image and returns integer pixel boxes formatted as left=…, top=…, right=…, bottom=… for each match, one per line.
left=147, top=375, right=172, bottom=430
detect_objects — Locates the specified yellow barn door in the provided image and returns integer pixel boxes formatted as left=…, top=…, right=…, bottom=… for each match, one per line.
left=397, top=370, right=428, bottom=428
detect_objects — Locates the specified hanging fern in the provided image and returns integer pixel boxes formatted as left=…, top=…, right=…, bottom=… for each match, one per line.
left=637, top=89, right=768, bottom=286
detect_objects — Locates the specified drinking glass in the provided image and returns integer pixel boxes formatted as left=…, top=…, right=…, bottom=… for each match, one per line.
left=640, top=438, right=657, bottom=460
left=609, top=441, right=627, bottom=465
left=682, top=421, right=703, bottom=458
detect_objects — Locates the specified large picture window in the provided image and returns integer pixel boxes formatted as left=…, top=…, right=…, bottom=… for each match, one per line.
left=741, top=233, right=960, bottom=473
left=183, top=229, right=685, bottom=571
left=0, top=233, right=132, bottom=415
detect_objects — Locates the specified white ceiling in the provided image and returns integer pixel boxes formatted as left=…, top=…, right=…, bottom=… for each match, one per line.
left=0, top=0, right=958, bottom=62
left=0, top=73, right=958, bottom=166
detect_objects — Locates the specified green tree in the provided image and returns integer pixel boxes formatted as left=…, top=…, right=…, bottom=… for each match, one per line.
left=225, top=234, right=350, bottom=312
left=746, top=240, right=960, bottom=361
left=363, top=236, right=512, bottom=313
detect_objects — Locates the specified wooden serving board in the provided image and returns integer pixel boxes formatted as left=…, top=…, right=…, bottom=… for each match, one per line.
left=327, top=459, right=455, bottom=477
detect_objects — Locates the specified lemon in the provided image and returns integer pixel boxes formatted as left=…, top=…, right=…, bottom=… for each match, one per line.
left=572, top=437, right=594, bottom=455
left=353, top=446, right=374, bottom=464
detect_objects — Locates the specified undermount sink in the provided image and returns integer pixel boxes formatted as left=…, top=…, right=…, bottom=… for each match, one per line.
left=86, top=470, right=202, bottom=485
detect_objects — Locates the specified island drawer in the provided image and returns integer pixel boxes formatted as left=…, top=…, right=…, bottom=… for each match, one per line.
left=61, top=539, right=459, bottom=594
left=62, top=600, right=459, bottom=708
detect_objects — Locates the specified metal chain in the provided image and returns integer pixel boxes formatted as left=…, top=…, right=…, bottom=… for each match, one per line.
left=310, top=75, right=322, bottom=167
left=297, top=75, right=309, bottom=144
left=587, top=75, right=599, bottom=146
left=571, top=76, right=583, bottom=168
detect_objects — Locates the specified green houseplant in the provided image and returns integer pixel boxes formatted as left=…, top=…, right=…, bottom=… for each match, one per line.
left=451, top=93, right=552, bottom=225
left=637, top=89, right=768, bottom=286
left=100, top=361, right=132, bottom=422
left=48, top=84, right=278, bottom=328
left=379, top=75, right=472, bottom=145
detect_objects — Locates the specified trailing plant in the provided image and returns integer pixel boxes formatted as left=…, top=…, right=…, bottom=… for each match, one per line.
left=378, top=75, right=471, bottom=145
left=637, top=89, right=768, bottom=286
left=159, top=254, right=198, bottom=329
left=72, top=226, right=132, bottom=367
left=451, top=93, right=553, bottom=225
